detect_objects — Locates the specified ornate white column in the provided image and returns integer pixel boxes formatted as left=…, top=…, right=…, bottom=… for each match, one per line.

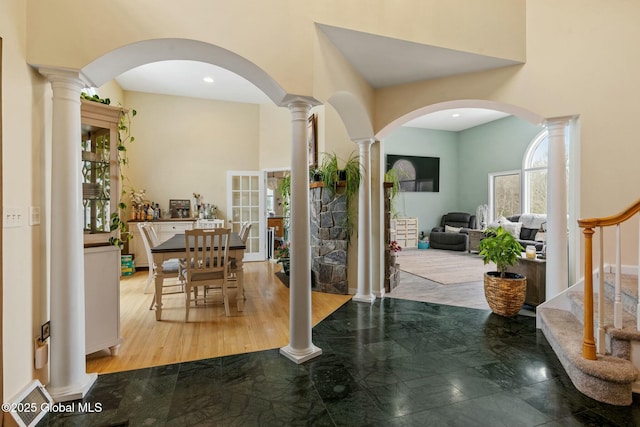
left=280, top=98, right=322, bottom=364
left=545, top=116, right=571, bottom=299
left=353, top=138, right=375, bottom=303
left=39, top=67, right=97, bottom=401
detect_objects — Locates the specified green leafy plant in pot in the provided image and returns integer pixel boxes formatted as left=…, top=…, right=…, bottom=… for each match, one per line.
left=318, top=151, right=363, bottom=242
left=478, top=226, right=527, bottom=317
left=277, top=174, right=291, bottom=239
left=384, top=167, right=404, bottom=219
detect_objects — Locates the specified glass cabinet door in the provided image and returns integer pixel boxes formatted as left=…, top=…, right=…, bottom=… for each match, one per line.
left=82, top=125, right=111, bottom=236
left=81, top=100, right=121, bottom=246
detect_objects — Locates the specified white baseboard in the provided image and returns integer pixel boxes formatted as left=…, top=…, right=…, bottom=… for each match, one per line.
left=603, top=264, right=639, bottom=276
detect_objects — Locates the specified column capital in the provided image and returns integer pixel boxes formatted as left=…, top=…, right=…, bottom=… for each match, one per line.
left=544, top=115, right=576, bottom=131
left=38, top=66, right=86, bottom=86
left=353, top=137, right=376, bottom=146
left=39, top=67, right=86, bottom=103
left=280, top=94, right=321, bottom=111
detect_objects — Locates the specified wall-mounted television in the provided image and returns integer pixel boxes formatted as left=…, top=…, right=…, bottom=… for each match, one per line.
left=386, top=154, right=440, bottom=192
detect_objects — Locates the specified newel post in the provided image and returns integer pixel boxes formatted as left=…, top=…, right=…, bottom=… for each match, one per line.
left=582, top=227, right=597, bottom=360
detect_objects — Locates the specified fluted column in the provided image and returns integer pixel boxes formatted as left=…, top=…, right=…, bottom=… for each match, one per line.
left=353, top=138, right=375, bottom=303
left=545, top=116, right=571, bottom=299
left=39, top=67, right=97, bottom=401
left=279, top=99, right=322, bottom=364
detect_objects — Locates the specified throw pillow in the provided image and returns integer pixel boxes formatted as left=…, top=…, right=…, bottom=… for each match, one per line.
left=520, top=227, right=538, bottom=241
left=488, top=216, right=508, bottom=230
left=445, top=225, right=462, bottom=233
left=501, top=221, right=523, bottom=239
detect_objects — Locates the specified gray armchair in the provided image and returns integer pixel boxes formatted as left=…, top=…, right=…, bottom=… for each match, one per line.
left=429, top=212, right=477, bottom=251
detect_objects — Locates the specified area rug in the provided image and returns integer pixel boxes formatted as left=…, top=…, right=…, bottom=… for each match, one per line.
left=397, top=248, right=493, bottom=285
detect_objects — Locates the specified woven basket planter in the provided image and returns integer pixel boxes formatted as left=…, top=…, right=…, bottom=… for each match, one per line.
left=484, top=272, right=527, bottom=317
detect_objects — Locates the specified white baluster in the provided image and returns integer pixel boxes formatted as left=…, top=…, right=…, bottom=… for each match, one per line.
left=615, top=224, right=623, bottom=329
left=597, top=226, right=606, bottom=354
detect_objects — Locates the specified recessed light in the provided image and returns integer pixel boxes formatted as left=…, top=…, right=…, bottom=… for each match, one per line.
left=203, top=76, right=214, bottom=83
left=452, top=113, right=461, bottom=118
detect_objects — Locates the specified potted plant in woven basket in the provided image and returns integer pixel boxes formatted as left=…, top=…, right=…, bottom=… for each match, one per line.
left=478, top=226, right=526, bottom=317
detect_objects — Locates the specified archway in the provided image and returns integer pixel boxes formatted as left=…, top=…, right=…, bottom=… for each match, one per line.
left=377, top=99, right=545, bottom=139
left=81, top=38, right=288, bottom=106
left=373, top=99, right=578, bottom=306
left=41, top=37, right=321, bottom=398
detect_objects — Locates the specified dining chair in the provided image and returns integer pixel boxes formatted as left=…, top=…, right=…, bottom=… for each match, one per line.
left=228, top=222, right=251, bottom=298
left=195, top=219, right=225, bottom=229
left=184, top=228, right=231, bottom=321
left=137, top=223, right=184, bottom=308
left=239, top=221, right=251, bottom=242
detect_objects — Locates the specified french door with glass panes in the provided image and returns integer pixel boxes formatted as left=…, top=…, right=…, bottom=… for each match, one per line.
left=227, top=171, right=265, bottom=261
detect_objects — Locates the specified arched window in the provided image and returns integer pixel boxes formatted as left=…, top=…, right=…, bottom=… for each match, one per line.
left=523, top=131, right=548, bottom=214
left=488, top=170, right=521, bottom=221
left=522, top=130, right=569, bottom=214
left=488, top=127, right=571, bottom=222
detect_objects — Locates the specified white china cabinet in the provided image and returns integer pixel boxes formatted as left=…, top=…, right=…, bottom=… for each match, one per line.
left=81, top=99, right=122, bottom=355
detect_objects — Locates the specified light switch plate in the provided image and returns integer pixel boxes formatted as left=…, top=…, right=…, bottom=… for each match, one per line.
left=30, top=206, right=41, bottom=225
left=3, top=207, right=24, bottom=228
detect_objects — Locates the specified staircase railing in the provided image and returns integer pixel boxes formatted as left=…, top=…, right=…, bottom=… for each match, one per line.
left=577, top=199, right=640, bottom=360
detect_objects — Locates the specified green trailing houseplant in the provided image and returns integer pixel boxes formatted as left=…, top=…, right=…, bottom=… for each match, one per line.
left=318, top=151, right=363, bottom=240
left=111, top=103, right=138, bottom=247
left=384, top=167, right=402, bottom=218
left=81, top=92, right=137, bottom=248
left=277, top=173, right=291, bottom=238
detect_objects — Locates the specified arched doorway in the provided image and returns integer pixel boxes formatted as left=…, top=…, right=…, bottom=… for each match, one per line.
left=375, top=100, right=579, bottom=306
left=40, top=38, right=312, bottom=399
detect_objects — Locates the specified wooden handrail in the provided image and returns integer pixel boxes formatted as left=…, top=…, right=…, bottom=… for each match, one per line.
left=578, top=199, right=640, bottom=228
left=577, top=198, right=640, bottom=361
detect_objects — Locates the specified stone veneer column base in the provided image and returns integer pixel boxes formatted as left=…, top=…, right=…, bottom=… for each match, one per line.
left=310, top=184, right=349, bottom=294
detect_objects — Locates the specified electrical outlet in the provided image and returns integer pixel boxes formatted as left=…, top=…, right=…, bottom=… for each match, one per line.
left=3, top=207, right=24, bottom=228
left=30, top=206, right=41, bottom=226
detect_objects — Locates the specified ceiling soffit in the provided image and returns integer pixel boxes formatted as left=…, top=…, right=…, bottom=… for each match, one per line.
left=317, top=24, right=523, bottom=89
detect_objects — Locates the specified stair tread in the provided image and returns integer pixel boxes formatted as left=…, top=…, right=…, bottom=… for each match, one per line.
left=539, top=307, right=637, bottom=383
left=568, top=289, right=640, bottom=341
left=604, top=273, right=638, bottom=298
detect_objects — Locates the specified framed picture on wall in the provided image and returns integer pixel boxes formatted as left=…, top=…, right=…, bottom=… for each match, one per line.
left=307, top=113, right=317, bottom=167
left=169, top=199, right=191, bottom=218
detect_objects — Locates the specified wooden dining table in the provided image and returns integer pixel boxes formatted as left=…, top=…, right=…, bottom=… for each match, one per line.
left=150, top=232, right=246, bottom=320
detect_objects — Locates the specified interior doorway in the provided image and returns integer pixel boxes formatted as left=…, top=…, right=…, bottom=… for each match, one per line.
left=265, top=168, right=289, bottom=260
left=226, top=170, right=265, bottom=261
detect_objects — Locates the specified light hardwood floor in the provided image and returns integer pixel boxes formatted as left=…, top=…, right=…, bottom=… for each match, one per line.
left=86, top=261, right=352, bottom=374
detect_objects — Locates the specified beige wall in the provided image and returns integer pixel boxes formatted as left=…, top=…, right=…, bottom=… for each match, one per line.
left=121, top=91, right=262, bottom=222
left=312, top=0, right=525, bottom=61
left=1, top=0, right=50, bottom=400
left=95, top=80, right=125, bottom=107
left=26, top=1, right=525, bottom=99
left=258, top=103, right=291, bottom=171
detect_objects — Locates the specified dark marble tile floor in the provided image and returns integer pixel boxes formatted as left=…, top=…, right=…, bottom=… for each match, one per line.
left=39, top=298, right=640, bottom=426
